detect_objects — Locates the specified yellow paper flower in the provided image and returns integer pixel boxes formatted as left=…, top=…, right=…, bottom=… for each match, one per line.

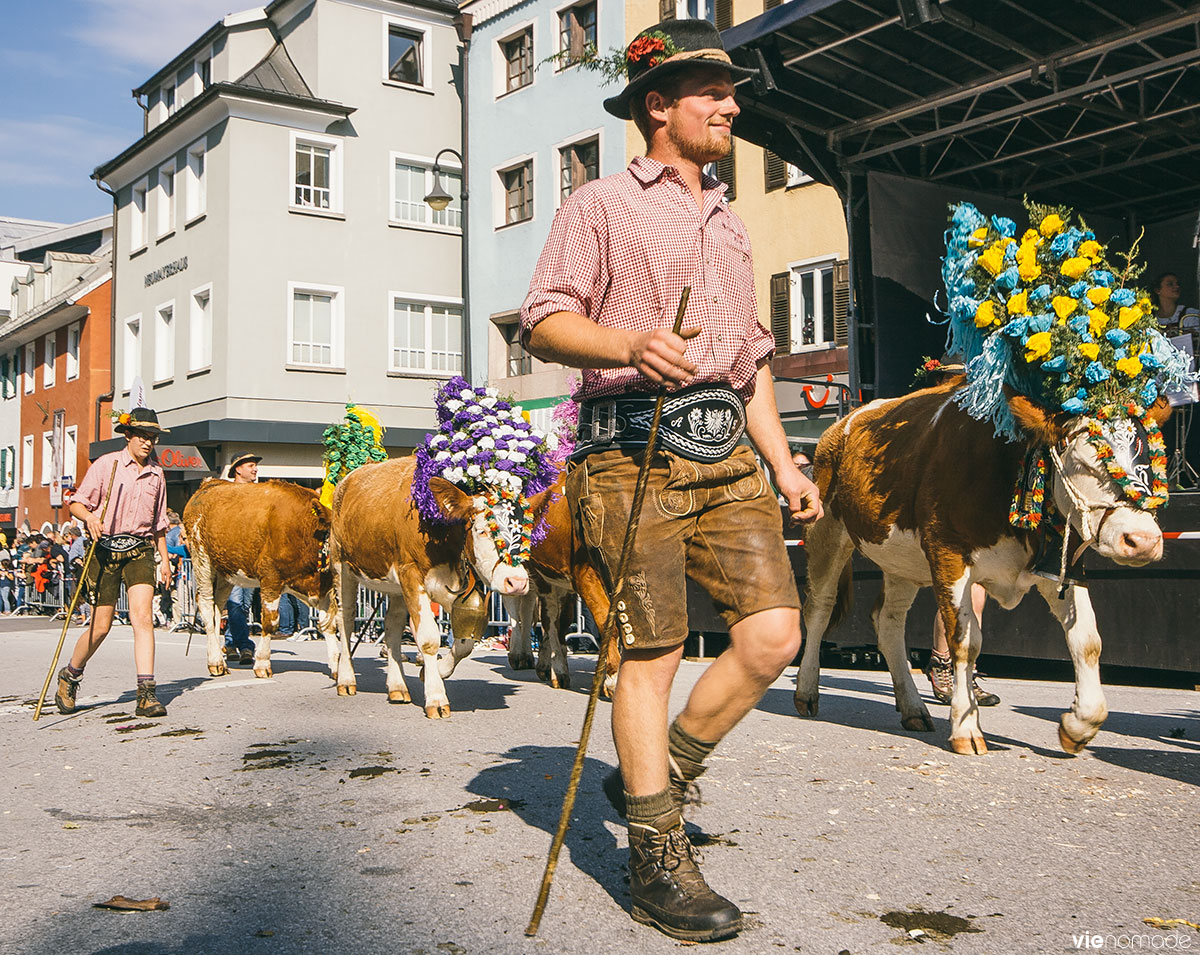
left=1117, top=305, right=1142, bottom=329
left=1078, top=239, right=1102, bottom=262
left=1089, top=310, right=1110, bottom=338
left=1078, top=342, right=1100, bottom=360
left=1022, top=229, right=1040, bottom=243
left=1051, top=296, right=1078, bottom=321
left=977, top=245, right=1005, bottom=276
left=1060, top=257, right=1090, bottom=280
left=1006, top=290, right=1029, bottom=316
left=1086, top=287, right=1111, bottom=304
left=974, top=300, right=997, bottom=328
left=968, top=227, right=989, bottom=248
left=1116, top=356, right=1143, bottom=378
left=118, top=412, right=131, bottom=425
left=1040, top=214, right=1065, bottom=237
left=1025, top=331, right=1053, bottom=361
left=1017, top=258, right=1041, bottom=282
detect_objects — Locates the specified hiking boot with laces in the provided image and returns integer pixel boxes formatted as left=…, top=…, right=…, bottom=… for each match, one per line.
left=603, top=760, right=703, bottom=820
left=238, top=648, right=254, bottom=666
left=54, top=667, right=81, bottom=714
left=926, top=651, right=1000, bottom=706
left=135, top=681, right=167, bottom=718
left=627, top=810, right=742, bottom=941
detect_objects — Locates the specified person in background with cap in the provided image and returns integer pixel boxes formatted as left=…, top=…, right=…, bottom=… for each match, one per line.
left=222, top=451, right=262, bottom=664
left=55, top=408, right=173, bottom=718
left=522, top=19, right=821, bottom=942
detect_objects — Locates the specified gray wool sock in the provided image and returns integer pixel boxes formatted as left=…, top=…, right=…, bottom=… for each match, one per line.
left=668, top=718, right=718, bottom=781
left=625, top=788, right=678, bottom=831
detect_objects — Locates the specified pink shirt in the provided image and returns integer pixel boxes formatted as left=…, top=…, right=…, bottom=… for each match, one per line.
left=74, top=448, right=168, bottom=537
left=520, top=156, right=774, bottom=402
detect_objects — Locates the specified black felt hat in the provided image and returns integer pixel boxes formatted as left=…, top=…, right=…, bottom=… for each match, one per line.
left=116, top=407, right=170, bottom=436
left=603, top=19, right=758, bottom=121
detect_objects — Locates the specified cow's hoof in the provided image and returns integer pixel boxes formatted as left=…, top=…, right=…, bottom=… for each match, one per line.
left=438, top=703, right=451, bottom=718
left=424, top=704, right=450, bottom=719
left=535, top=665, right=551, bottom=684
left=387, top=690, right=410, bottom=704
left=794, top=695, right=819, bottom=717
left=949, top=735, right=988, bottom=755
left=254, top=667, right=272, bottom=679
left=1058, top=723, right=1087, bottom=755
left=508, top=652, right=535, bottom=671
left=208, top=664, right=227, bottom=676
left=902, top=713, right=936, bottom=733
left=336, top=684, right=357, bottom=696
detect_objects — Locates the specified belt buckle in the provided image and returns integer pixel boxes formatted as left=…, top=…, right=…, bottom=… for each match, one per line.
left=590, top=399, right=618, bottom=442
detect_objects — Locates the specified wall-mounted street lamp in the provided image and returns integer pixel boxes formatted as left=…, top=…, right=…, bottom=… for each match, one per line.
left=425, top=146, right=470, bottom=381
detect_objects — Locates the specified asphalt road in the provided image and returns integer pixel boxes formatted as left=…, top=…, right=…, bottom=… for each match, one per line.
left=1, top=617, right=1197, bottom=955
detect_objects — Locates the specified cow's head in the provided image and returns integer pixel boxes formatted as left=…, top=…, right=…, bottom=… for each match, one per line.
left=427, top=477, right=530, bottom=596
left=1010, top=395, right=1170, bottom=566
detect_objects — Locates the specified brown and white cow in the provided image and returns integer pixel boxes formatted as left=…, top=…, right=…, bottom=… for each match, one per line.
left=329, top=455, right=530, bottom=718
left=183, top=479, right=337, bottom=680
left=502, top=474, right=618, bottom=693
left=795, top=380, right=1168, bottom=755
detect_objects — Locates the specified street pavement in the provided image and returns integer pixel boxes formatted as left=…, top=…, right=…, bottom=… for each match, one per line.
left=1, top=616, right=1197, bottom=955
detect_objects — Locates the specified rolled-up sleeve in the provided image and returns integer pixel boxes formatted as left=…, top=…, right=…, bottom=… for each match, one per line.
left=520, top=192, right=606, bottom=344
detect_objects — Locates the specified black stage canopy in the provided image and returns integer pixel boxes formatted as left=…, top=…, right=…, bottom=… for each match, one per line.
left=724, top=0, right=1200, bottom=397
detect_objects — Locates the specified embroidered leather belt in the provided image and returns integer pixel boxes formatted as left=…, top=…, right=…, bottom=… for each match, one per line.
left=574, top=384, right=746, bottom=463
left=98, top=534, right=152, bottom=553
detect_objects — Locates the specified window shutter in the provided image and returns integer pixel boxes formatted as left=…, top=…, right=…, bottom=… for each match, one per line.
left=715, top=0, right=733, bottom=31
left=0, top=448, right=7, bottom=489
left=659, top=0, right=676, bottom=20
left=715, top=141, right=735, bottom=202
left=0, top=355, right=8, bottom=398
left=770, top=272, right=791, bottom=354
left=764, top=0, right=783, bottom=9
left=764, top=150, right=786, bottom=191
left=833, top=259, right=850, bottom=345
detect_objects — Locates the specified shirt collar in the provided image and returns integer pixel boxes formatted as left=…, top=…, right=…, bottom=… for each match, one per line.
left=119, top=446, right=162, bottom=473
left=628, top=156, right=729, bottom=201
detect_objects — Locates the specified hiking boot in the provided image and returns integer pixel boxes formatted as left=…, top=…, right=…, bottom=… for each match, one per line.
left=926, top=652, right=1000, bottom=706
left=54, top=667, right=81, bottom=714
left=238, top=649, right=254, bottom=666
left=603, top=763, right=702, bottom=820
left=224, top=644, right=238, bottom=660
left=135, top=682, right=167, bottom=718
left=627, top=811, right=742, bottom=942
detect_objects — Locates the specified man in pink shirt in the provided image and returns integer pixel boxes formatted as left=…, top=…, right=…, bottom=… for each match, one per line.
left=55, top=407, right=172, bottom=718
left=522, top=19, right=822, bottom=943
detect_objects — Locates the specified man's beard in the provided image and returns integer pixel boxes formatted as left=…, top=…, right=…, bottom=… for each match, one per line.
left=667, top=115, right=732, bottom=166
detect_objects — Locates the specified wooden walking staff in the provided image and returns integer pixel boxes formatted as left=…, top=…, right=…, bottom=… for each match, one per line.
left=526, top=286, right=691, bottom=936
left=33, top=459, right=119, bottom=722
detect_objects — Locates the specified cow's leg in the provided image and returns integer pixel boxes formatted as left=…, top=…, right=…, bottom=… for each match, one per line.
left=331, top=565, right=358, bottom=696
left=873, top=574, right=932, bottom=732
left=382, top=598, right=411, bottom=704
left=314, top=597, right=340, bottom=678
left=255, top=585, right=281, bottom=679
left=192, top=551, right=226, bottom=677
left=408, top=589, right=452, bottom=719
left=504, top=592, right=536, bottom=671
left=535, top=591, right=572, bottom=690
left=436, top=633, right=475, bottom=680
left=211, top=576, right=235, bottom=674
left=574, top=563, right=616, bottom=697
left=1034, top=579, right=1107, bottom=753
left=795, top=517, right=855, bottom=718
left=937, top=566, right=986, bottom=755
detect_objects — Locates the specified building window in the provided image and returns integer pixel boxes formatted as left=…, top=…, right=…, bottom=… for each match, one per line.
left=786, top=163, right=813, bottom=187
left=390, top=297, right=463, bottom=375
left=502, top=28, right=534, bottom=93
left=163, top=83, right=176, bottom=115
left=41, top=432, right=52, bottom=486
left=0, top=447, right=9, bottom=489
left=776, top=260, right=840, bottom=351
left=190, top=286, right=212, bottom=371
left=185, top=140, right=206, bottom=220
left=0, top=353, right=14, bottom=399
left=501, top=161, right=534, bottom=225
left=155, top=302, right=174, bottom=381
left=123, top=315, right=141, bottom=390
left=198, top=56, right=211, bottom=88
left=392, top=158, right=461, bottom=229
left=558, top=1, right=597, bottom=67
left=387, top=24, right=425, bottom=86
left=43, top=333, right=55, bottom=388
left=288, top=285, right=343, bottom=368
left=66, top=322, right=80, bottom=380
left=21, top=435, right=33, bottom=488
left=500, top=321, right=532, bottom=377
left=64, top=426, right=77, bottom=482
left=156, top=162, right=175, bottom=237
left=292, top=135, right=341, bottom=211
left=23, top=342, right=35, bottom=394
left=131, top=178, right=148, bottom=250
left=559, top=136, right=599, bottom=202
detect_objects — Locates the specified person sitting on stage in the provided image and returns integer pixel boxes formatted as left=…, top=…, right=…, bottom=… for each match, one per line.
left=55, top=408, right=173, bottom=718
left=1151, top=272, right=1199, bottom=336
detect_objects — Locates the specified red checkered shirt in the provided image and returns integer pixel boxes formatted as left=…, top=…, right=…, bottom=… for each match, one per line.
left=520, top=156, right=774, bottom=402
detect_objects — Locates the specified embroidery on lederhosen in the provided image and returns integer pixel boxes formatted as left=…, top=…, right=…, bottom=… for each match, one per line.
left=615, top=571, right=656, bottom=647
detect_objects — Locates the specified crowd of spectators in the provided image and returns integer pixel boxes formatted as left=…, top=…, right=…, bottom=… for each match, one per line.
left=0, top=525, right=86, bottom=619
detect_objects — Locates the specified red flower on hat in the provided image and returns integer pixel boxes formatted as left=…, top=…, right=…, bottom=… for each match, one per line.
left=627, top=34, right=668, bottom=68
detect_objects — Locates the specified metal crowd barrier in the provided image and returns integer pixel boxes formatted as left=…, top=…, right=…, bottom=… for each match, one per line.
left=14, top=575, right=69, bottom=618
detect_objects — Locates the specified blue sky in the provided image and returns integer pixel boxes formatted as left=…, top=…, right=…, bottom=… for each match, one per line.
left=0, top=0, right=238, bottom=226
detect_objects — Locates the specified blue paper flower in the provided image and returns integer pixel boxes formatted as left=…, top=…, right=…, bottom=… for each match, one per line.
left=1001, top=317, right=1029, bottom=338
left=1067, top=315, right=1090, bottom=336
left=1111, top=288, right=1136, bottom=306
left=1028, top=315, right=1053, bottom=334
left=1042, top=356, right=1068, bottom=372
left=1050, top=227, right=1084, bottom=258
left=1105, top=328, right=1131, bottom=346
left=1091, top=270, right=1115, bottom=288
left=1141, top=381, right=1159, bottom=405
left=1114, top=347, right=1127, bottom=360
left=994, top=267, right=1019, bottom=293
left=1003, top=240, right=1017, bottom=264
left=1141, top=352, right=1162, bottom=370
left=1085, top=361, right=1110, bottom=384
left=1029, top=284, right=1053, bottom=306
left=991, top=215, right=1016, bottom=238
left=1067, top=281, right=1089, bottom=298
left=1062, top=397, right=1086, bottom=413
left=1075, top=388, right=1088, bottom=401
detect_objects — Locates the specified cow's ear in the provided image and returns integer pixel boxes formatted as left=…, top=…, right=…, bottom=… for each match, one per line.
left=428, top=477, right=474, bottom=523
left=1007, top=393, right=1070, bottom=445
left=1147, top=396, right=1173, bottom=430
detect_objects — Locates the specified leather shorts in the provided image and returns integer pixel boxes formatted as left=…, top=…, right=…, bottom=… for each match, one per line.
left=83, top=539, right=156, bottom=606
left=566, top=444, right=799, bottom=650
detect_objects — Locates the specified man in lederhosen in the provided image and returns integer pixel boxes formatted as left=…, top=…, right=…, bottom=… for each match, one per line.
left=521, top=20, right=822, bottom=942
left=55, top=408, right=173, bottom=718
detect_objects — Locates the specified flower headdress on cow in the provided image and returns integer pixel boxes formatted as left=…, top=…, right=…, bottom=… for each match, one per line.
left=412, top=377, right=560, bottom=566
left=319, top=405, right=388, bottom=508
left=942, top=200, right=1197, bottom=519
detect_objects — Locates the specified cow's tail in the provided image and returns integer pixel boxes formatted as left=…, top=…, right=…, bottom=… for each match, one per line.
left=826, top=559, right=854, bottom=633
